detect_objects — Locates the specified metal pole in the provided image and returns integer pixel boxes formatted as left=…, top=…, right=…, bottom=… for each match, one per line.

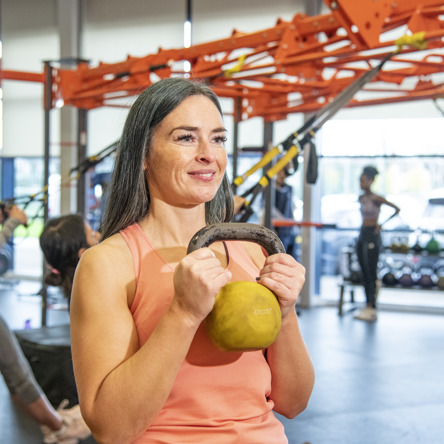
left=41, top=61, right=53, bottom=326
left=232, top=97, right=242, bottom=183
left=299, top=0, right=324, bottom=308
left=77, top=108, right=87, bottom=216
left=263, top=121, right=275, bottom=230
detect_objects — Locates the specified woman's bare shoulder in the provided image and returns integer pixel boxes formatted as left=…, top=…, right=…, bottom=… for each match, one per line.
left=372, top=193, right=386, bottom=204
left=79, top=232, right=132, bottom=270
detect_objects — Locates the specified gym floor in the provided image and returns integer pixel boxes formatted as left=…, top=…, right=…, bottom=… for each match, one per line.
left=1, top=279, right=443, bottom=444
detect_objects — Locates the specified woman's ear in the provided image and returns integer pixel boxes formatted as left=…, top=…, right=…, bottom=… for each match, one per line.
left=78, top=247, right=87, bottom=259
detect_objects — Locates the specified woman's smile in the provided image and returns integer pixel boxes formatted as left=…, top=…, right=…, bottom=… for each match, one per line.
left=188, top=169, right=217, bottom=181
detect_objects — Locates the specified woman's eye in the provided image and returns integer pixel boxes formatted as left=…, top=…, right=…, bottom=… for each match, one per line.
left=213, top=135, right=227, bottom=144
left=177, top=134, right=195, bottom=142
left=175, top=133, right=227, bottom=144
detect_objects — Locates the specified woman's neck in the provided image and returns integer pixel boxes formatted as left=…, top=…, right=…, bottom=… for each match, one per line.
left=138, top=202, right=229, bottom=268
left=139, top=201, right=206, bottom=249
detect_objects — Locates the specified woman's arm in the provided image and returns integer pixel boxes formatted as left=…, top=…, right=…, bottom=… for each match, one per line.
left=0, top=205, right=27, bottom=248
left=376, top=194, right=401, bottom=228
left=70, top=236, right=231, bottom=444
left=251, top=247, right=315, bottom=418
left=266, top=308, right=315, bottom=418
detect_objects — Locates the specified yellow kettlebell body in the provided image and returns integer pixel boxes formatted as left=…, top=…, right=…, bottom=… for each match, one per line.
left=206, top=281, right=282, bottom=351
left=187, top=223, right=286, bottom=352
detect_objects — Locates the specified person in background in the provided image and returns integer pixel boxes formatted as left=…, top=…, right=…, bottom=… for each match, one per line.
left=0, top=315, right=91, bottom=444
left=274, top=166, right=298, bottom=259
left=0, top=204, right=28, bottom=246
left=0, top=211, right=93, bottom=443
left=354, top=166, right=400, bottom=322
left=40, top=214, right=100, bottom=309
left=70, top=78, right=314, bottom=443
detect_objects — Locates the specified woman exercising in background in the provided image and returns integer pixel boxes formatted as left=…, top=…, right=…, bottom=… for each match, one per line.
left=40, top=214, right=100, bottom=309
left=354, top=166, right=400, bottom=322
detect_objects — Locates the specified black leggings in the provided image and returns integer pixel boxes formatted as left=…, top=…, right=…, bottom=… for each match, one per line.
left=356, top=226, right=381, bottom=308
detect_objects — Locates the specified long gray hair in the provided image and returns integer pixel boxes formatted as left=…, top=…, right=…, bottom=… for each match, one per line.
left=100, top=78, right=234, bottom=240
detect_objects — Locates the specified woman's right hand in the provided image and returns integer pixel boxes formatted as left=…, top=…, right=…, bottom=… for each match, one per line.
left=172, top=247, right=231, bottom=324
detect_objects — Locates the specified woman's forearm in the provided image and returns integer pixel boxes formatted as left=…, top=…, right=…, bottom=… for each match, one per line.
left=266, top=309, right=315, bottom=419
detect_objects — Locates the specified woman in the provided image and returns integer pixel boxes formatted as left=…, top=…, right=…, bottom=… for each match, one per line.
left=40, top=214, right=100, bottom=307
left=354, top=166, right=400, bottom=322
left=70, top=78, right=315, bottom=444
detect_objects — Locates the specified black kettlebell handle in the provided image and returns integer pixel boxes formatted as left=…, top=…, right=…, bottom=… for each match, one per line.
left=187, top=223, right=285, bottom=256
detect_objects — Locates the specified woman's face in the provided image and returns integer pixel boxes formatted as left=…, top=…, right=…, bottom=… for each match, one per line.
left=276, top=168, right=287, bottom=187
left=146, top=95, right=228, bottom=207
left=360, top=173, right=373, bottom=191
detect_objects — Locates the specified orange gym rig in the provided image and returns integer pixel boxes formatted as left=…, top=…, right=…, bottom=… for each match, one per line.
left=1, top=0, right=444, bottom=121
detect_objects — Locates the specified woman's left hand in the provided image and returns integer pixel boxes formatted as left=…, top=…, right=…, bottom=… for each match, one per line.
left=257, top=253, right=305, bottom=319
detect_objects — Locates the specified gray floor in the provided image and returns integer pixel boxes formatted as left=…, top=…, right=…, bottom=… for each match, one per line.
left=1, top=280, right=444, bottom=444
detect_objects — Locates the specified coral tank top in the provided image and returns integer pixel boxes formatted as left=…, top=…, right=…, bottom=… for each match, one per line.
left=120, top=223, right=287, bottom=444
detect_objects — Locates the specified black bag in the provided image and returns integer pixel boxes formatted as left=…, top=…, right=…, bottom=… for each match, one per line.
left=306, top=141, right=318, bottom=184
left=15, top=324, right=78, bottom=408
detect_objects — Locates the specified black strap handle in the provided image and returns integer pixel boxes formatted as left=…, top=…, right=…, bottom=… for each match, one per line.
left=187, top=223, right=285, bottom=256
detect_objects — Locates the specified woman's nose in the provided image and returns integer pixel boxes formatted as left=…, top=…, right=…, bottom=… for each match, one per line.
left=196, top=140, right=216, bottom=163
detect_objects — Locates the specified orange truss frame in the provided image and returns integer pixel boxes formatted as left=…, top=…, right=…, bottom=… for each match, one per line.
left=1, top=0, right=443, bottom=121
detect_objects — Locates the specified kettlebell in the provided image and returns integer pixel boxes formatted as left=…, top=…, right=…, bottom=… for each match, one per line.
left=415, top=269, right=436, bottom=288
left=411, top=240, right=423, bottom=253
left=398, top=241, right=410, bottom=254
left=426, top=236, right=440, bottom=255
left=396, top=264, right=415, bottom=287
left=187, top=223, right=285, bottom=352
left=380, top=267, right=398, bottom=287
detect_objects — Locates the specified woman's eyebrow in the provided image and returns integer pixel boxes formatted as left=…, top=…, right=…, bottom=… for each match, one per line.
left=213, top=127, right=228, bottom=133
left=169, top=126, right=227, bottom=135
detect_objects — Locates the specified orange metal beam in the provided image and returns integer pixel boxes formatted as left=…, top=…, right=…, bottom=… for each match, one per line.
left=1, top=0, right=443, bottom=120
left=0, top=70, right=45, bottom=83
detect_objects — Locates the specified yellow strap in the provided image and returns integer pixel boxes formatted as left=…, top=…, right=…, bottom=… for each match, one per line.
left=224, top=54, right=247, bottom=78
left=259, top=176, right=269, bottom=188
left=233, top=174, right=247, bottom=187
left=233, top=146, right=280, bottom=186
left=266, top=145, right=298, bottom=179
left=395, top=32, right=427, bottom=52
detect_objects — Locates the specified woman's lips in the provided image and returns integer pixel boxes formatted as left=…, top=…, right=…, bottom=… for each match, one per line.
left=189, top=170, right=216, bottom=180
